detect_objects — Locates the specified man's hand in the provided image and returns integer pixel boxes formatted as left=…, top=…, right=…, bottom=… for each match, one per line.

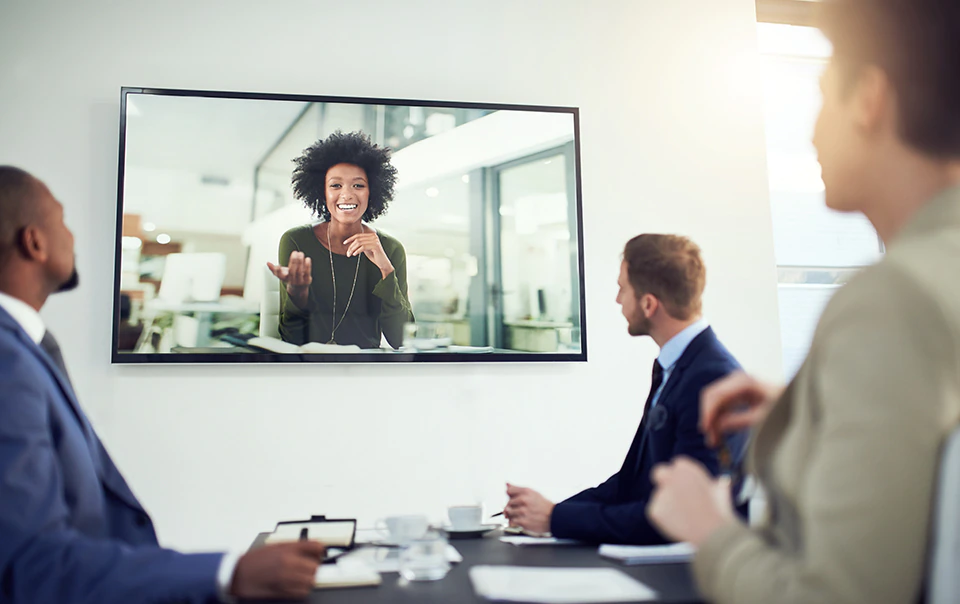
left=230, top=540, right=326, bottom=600
left=647, top=457, right=734, bottom=547
left=700, top=371, right=783, bottom=447
left=504, top=483, right=555, bottom=535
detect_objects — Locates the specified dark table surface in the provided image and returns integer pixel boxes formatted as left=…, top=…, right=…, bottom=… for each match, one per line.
left=246, top=531, right=705, bottom=604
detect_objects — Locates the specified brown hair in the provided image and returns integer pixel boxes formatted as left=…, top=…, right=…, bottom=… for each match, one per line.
left=623, top=234, right=705, bottom=320
left=819, top=0, right=960, bottom=157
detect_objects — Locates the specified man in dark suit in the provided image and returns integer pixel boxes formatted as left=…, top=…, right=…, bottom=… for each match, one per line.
left=0, top=166, right=325, bottom=604
left=504, top=234, right=746, bottom=544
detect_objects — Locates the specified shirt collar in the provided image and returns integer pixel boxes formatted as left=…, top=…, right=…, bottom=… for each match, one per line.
left=657, top=318, right=709, bottom=372
left=0, top=291, right=46, bottom=344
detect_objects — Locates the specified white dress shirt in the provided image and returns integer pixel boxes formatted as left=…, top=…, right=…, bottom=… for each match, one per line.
left=0, top=290, right=45, bottom=344
left=0, top=290, right=240, bottom=601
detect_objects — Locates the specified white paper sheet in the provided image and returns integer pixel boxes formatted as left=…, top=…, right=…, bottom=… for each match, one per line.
left=314, top=557, right=381, bottom=587
left=470, top=565, right=658, bottom=603
left=500, top=535, right=580, bottom=546
left=598, top=543, right=695, bottom=565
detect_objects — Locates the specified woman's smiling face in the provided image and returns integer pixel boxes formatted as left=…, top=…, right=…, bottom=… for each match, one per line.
left=325, top=163, right=369, bottom=223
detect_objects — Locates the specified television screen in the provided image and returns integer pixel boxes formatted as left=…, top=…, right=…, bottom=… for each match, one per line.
left=112, top=87, right=586, bottom=363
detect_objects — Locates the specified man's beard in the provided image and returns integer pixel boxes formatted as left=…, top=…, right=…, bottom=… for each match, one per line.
left=627, top=312, right=652, bottom=337
left=56, top=267, right=79, bottom=293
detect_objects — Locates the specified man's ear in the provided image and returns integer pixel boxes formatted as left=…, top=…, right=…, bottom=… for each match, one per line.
left=17, top=224, right=48, bottom=262
left=640, top=293, right=659, bottom=319
left=851, top=65, right=892, bottom=136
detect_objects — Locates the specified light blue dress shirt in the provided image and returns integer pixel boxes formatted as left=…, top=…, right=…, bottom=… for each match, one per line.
left=650, top=318, right=709, bottom=409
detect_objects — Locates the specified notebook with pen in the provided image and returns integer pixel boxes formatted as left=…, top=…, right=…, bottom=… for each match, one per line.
left=265, top=516, right=357, bottom=563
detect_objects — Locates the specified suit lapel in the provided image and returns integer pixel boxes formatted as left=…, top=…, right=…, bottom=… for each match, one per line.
left=22, top=332, right=99, bottom=447
left=655, top=328, right=716, bottom=410
left=630, top=328, right=716, bottom=476
left=0, top=310, right=146, bottom=513
left=653, top=365, right=685, bottom=416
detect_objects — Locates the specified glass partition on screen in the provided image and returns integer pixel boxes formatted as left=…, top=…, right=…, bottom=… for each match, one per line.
left=112, top=88, right=586, bottom=363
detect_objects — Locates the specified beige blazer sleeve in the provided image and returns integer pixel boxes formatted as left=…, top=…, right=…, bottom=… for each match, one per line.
left=693, top=261, right=959, bottom=603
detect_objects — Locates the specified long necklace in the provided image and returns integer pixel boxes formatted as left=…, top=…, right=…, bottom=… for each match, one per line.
left=326, top=222, right=362, bottom=345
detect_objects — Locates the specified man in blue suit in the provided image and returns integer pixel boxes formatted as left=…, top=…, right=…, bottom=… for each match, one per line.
left=504, top=234, right=746, bottom=544
left=0, top=166, right=325, bottom=604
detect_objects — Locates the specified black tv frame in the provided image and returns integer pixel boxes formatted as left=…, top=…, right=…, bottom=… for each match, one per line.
left=111, top=86, right=588, bottom=364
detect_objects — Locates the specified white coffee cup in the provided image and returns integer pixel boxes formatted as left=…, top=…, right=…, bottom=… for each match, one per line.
left=377, top=515, right=428, bottom=545
left=448, top=505, right=483, bottom=530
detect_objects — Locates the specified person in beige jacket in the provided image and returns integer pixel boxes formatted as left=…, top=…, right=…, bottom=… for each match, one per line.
left=646, top=0, right=960, bottom=602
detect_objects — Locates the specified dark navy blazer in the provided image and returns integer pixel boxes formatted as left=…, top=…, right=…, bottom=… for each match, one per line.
left=550, top=327, right=747, bottom=544
left=0, top=306, right=222, bottom=604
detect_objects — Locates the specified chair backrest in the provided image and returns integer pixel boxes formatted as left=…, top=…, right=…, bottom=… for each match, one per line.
left=259, top=267, right=281, bottom=338
left=927, top=425, right=960, bottom=604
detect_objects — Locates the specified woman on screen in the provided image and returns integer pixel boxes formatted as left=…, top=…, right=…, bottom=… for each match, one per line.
left=266, top=131, right=413, bottom=349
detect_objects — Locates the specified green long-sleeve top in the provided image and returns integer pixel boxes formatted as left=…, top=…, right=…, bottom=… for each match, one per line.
left=277, top=224, right=414, bottom=349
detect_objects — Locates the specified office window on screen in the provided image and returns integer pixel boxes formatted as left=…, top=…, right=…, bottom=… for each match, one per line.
left=758, top=22, right=884, bottom=379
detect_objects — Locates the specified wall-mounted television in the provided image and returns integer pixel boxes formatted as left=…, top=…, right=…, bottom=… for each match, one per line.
left=112, top=87, right=586, bottom=363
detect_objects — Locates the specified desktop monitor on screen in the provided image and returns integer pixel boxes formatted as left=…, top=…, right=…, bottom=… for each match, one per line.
left=112, top=87, right=586, bottom=364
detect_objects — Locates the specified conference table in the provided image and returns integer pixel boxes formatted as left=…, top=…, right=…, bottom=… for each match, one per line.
left=246, top=531, right=705, bottom=604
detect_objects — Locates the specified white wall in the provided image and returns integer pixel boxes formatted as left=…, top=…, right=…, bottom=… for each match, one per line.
left=0, top=0, right=782, bottom=553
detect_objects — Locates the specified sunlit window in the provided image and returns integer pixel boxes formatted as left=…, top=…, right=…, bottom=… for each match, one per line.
left=757, top=22, right=884, bottom=378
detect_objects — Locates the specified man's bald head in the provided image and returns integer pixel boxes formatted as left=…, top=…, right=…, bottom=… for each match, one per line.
left=0, top=166, right=43, bottom=262
left=0, top=167, right=78, bottom=306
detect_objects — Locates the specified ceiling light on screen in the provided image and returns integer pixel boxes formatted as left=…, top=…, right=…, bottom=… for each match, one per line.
left=143, top=222, right=156, bottom=232
left=461, top=174, right=470, bottom=184
left=425, top=187, right=440, bottom=198
left=156, top=233, right=171, bottom=244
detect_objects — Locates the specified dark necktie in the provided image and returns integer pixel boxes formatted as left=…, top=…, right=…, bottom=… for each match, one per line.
left=644, top=360, right=665, bottom=416
left=40, top=330, right=73, bottom=390
left=633, top=360, right=664, bottom=473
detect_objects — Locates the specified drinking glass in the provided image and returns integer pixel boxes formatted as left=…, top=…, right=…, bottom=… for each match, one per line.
left=398, top=529, right=450, bottom=581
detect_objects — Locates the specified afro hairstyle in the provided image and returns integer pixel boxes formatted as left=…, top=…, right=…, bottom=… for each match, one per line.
left=291, top=130, right=398, bottom=222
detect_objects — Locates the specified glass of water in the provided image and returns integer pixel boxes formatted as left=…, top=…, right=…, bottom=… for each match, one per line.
left=398, top=529, right=450, bottom=581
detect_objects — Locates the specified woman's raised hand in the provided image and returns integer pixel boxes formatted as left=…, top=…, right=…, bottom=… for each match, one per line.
left=267, top=251, right=312, bottom=307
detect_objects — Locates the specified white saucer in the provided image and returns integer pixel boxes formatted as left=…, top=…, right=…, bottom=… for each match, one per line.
left=442, top=524, right=500, bottom=539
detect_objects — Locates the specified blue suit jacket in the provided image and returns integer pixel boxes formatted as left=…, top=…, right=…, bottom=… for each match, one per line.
left=550, top=327, right=747, bottom=544
left=0, top=307, right=222, bottom=604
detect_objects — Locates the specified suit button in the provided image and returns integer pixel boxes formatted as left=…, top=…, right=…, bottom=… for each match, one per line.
left=136, top=514, right=149, bottom=527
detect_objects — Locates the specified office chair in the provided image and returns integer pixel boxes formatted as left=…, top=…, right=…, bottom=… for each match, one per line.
left=260, top=266, right=281, bottom=338
left=926, top=424, right=960, bottom=604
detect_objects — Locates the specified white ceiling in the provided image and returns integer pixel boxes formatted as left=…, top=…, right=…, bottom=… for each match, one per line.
left=124, top=93, right=308, bottom=181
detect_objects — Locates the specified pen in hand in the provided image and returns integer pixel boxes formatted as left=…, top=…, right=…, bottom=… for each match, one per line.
left=491, top=511, right=504, bottom=518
